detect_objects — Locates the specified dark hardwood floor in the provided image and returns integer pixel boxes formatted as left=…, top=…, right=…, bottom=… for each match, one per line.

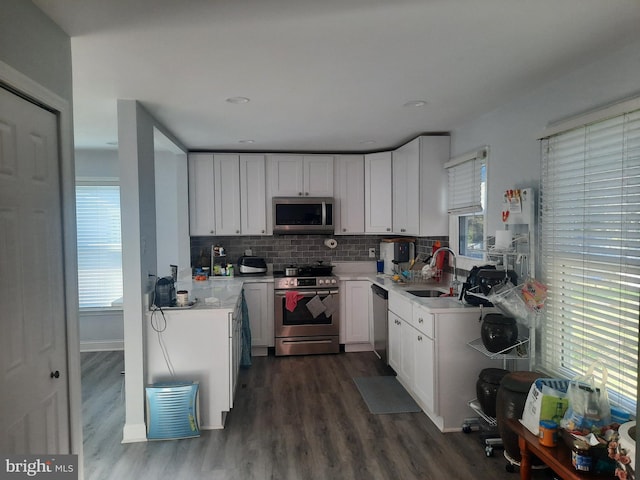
left=81, top=351, right=551, bottom=480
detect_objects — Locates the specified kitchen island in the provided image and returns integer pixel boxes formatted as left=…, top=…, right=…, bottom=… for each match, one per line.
left=145, top=276, right=260, bottom=429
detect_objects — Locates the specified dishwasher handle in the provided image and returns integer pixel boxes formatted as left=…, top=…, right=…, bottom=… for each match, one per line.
left=371, top=284, right=388, bottom=300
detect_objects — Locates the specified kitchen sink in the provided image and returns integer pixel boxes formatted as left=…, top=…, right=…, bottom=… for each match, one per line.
left=405, top=289, right=445, bottom=298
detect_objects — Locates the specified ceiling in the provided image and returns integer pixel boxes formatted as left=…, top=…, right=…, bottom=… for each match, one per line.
left=33, top=0, right=640, bottom=153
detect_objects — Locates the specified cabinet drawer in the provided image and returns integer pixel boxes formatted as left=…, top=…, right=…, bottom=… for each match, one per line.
left=412, top=305, right=434, bottom=338
left=388, top=291, right=412, bottom=320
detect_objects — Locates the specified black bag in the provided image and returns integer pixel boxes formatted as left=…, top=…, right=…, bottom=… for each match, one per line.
left=459, top=265, right=496, bottom=306
left=459, top=265, right=518, bottom=306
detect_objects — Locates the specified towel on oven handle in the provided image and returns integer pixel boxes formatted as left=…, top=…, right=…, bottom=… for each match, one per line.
left=285, top=291, right=304, bottom=312
left=306, top=294, right=327, bottom=318
left=322, top=294, right=338, bottom=318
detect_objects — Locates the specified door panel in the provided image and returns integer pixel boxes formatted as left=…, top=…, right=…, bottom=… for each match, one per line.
left=0, top=86, right=69, bottom=454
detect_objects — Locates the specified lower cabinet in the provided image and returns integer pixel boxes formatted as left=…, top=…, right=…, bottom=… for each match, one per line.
left=145, top=307, right=240, bottom=430
left=340, top=280, right=372, bottom=351
left=243, top=282, right=274, bottom=354
left=388, top=298, right=496, bottom=432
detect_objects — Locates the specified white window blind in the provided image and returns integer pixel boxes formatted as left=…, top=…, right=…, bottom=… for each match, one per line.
left=445, top=148, right=487, bottom=214
left=539, top=109, right=640, bottom=412
left=75, top=185, right=123, bottom=309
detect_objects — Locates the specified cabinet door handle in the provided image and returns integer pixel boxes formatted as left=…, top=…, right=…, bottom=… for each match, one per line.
left=401, top=228, right=406, bottom=232
left=418, top=317, right=423, bottom=323
left=298, top=192, right=303, bottom=196
left=386, top=227, right=391, bottom=232
left=50, top=370, right=60, bottom=379
left=305, top=192, right=309, bottom=196
left=343, top=228, right=346, bottom=232
left=236, top=230, right=240, bottom=234
left=417, top=336, right=422, bottom=341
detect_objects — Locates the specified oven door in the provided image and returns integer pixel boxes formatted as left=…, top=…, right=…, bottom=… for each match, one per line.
left=274, top=290, right=339, bottom=338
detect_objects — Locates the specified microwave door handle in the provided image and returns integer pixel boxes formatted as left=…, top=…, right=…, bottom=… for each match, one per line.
left=322, top=201, right=326, bottom=226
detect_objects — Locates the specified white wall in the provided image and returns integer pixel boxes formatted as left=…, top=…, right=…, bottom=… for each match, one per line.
left=451, top=38, right=640, bottom=236
left=153, top=130, right=190, bottom=279
left=118, top=100, right=187, bottom=443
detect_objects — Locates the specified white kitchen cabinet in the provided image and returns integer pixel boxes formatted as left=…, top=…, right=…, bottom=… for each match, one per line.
left=386, top=290, right=495, bottom=432
left=214, top=154, right=241, bottom=235
left=240, top=155, right=267, bottom=235
left=335, top=155, right=365, bottom=234
left=189, top=153, right=267, bottom=236
left=417, top=135, right=450, bottom=236
left=268, top=154, right=334, bottom=197
left=364, top=151, right=392, bottom=233
left=388, top=311, right=402, bottom=373
left=340, top=280, right=372, bottom=351
left=392, top=135, right=450, bottom=236
left=392, top=138, right=420, bottom=235
left=145, top=306, right=240, bottom=429
left=188, top=153, right=216, bottom=235
left=243, top=282, right=273, bottom=354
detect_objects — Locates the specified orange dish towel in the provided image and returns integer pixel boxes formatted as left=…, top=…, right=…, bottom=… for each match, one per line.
left=285, top=291, right=304, bottom=312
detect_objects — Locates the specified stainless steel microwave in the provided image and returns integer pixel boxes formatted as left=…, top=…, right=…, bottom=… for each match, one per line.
left=272, top=197, right=335, bottom=234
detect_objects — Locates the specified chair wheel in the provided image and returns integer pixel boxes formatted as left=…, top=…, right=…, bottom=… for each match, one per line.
left=485, top=445, right=494, bottom=457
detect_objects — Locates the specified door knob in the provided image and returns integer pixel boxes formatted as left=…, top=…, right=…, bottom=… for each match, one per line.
left=50, top=370, right=60, bottom=379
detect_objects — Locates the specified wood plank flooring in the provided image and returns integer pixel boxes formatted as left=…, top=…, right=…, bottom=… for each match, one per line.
left=81, top=351, right=551, bottom=480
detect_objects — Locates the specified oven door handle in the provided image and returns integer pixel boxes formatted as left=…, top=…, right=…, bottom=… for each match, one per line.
left=274, top=291, right=320, bottom=298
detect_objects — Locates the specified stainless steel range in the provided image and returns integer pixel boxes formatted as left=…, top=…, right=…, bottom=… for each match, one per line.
left=274, top=268, right=340, bottom=356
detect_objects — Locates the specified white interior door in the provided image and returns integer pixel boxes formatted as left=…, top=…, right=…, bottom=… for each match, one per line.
left=0, top=86, right=69, bottom=453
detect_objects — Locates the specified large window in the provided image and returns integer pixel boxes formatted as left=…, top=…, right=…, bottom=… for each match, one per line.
left=539, top=107, right=640, bottom=412
left=446, top=148, right=487, bottom=267
left=75, top=184, right=123, bottom=309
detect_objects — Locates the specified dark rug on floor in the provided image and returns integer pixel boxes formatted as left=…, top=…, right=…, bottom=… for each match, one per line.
left=353, top=376, right=422, bottom=414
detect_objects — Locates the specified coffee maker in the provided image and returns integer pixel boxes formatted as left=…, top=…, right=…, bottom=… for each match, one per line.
left=154, top=276, right=176, bottom=307
left=379, top=240, right=415, bottom=275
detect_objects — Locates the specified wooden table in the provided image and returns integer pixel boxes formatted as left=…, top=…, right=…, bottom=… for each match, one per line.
left=506, top=418, right=612, bottom=480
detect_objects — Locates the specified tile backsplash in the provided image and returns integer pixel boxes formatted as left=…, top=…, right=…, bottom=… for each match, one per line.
left=191, top=235, right=447, bottom=271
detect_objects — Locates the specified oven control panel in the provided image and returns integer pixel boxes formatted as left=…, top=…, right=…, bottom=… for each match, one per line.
left=274, top=276, right=338, bottom=289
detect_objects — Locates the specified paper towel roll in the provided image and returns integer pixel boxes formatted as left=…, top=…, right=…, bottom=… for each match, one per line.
left=495, top=230, right=513, bottom=250
left=324, top=238, right=338, bottom=249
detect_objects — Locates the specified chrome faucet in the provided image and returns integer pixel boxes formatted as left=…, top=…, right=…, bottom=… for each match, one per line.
left=430, top=247, right=460, bottom=294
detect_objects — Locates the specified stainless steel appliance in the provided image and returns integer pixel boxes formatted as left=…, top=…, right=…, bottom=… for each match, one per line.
left=371, top=284, right=389, bottom=364
left=237, top=256, right=267, bottom=275
left=274, top=266, right=339, bottom=356
left=272, top=197, right=334, bottom=235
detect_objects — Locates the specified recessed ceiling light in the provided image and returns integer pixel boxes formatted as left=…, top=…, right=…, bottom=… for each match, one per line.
left=226, top=96, right=250, bottom=104
left=238, top=139, right=255, bottom=144
left=403, top=100, right=428, bottom=108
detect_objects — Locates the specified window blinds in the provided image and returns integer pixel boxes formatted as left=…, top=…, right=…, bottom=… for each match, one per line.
left=539, top=110, right=640, bottom=412
left=445, top=148, right=487, bottom=214
left=75, top=185, right=123, bottom=309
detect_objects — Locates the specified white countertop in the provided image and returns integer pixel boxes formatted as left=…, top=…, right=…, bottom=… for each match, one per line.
left=164, top=261, right=480, bottom=313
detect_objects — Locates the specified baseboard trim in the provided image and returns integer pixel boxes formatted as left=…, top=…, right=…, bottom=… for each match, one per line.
left=121, top=423, right=147, bottom=443
left=80, top=340, right=125, bottom=352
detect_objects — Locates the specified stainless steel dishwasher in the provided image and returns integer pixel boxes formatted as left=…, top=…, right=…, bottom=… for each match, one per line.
left=371, top=284, right=389, bottom=364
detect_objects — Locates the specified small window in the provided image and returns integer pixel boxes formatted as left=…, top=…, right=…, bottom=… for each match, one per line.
left=75, top=184, right=123, bottom=309
left=446, top=149, right=487, bottom=268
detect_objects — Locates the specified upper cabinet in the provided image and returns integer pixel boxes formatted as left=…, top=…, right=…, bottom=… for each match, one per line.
left=188, top=153, right=216, bottom=235
left=392, top=139, right=420, bottom=235
left=391, top=135, right=450, bottom=237
left=240, top=155, right=267, bottom=235
left=416, top=135, right=450, bottom=237
left=188, top=153, right=267, bottom=236
left=364, top=151, right=392, bottom=233
left=335, top=155, right=365, bottom=235
left=268, top=155, right=334, bottom=197
left=214, top=154, right=241, bottom=235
